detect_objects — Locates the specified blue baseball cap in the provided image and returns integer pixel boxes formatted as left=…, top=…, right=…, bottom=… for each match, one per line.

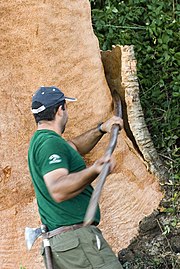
left=31, top=86, right=77, bottom=114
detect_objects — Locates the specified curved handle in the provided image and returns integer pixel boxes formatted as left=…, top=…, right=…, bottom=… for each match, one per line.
left=84, top=90, right=122, bottom=226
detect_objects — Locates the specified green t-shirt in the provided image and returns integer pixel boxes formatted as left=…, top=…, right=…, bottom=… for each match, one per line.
left=28, top=129, right=100, bottom=231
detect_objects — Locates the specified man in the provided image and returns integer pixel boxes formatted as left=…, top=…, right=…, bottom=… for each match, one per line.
left=28, top=86, right=123, bottom=269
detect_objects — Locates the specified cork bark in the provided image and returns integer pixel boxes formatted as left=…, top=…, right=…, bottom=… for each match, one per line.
left=101, top=45, right=167, bottom=181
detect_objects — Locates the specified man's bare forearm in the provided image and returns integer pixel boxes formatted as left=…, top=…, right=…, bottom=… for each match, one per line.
left=70, top=127, right=104, bottom=155
left=68, top=116, right=123, bottom=155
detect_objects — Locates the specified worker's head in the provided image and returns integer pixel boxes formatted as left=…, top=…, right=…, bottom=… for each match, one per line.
left=31, top=86, right=76, bottom=131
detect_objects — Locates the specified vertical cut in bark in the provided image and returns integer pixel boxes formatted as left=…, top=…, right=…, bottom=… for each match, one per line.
left=101, top=45, right=168, bottom=182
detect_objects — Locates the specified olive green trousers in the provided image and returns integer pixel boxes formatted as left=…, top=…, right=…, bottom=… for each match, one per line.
left=41, top=225, right=123, bottom=269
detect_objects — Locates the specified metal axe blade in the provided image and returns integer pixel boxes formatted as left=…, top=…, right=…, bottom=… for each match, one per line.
left=25, top=227, right=42, bottom=250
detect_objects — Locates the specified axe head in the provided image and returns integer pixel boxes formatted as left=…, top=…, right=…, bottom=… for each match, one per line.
left=25, top=227, right=42, bottom=250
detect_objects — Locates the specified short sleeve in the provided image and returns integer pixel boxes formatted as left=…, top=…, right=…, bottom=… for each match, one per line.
left=36, top=137, right=70, bottom=176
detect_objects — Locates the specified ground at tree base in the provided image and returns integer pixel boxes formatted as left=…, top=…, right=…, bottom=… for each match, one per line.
left=118, top=184, right=180, bottom=269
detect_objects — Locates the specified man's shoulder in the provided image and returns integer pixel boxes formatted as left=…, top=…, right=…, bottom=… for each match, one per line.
left=29, top=130, right=69, bottom=156
left=31, top=130, right=66, bottom=144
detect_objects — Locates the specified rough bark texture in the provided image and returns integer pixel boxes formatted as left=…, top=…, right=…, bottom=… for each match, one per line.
left=101, top=46, right=168, bottom=181
left=0, top=1, right=164, bottom=268
left=121, top=46, right=168, bottom=181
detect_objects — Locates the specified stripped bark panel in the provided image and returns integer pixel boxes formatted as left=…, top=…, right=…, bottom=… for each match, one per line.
left=121, top=45, right=168, bottom=181
left=101, top=45, right=168, bottom=181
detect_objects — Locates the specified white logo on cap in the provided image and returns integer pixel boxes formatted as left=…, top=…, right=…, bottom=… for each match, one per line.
left=49, top=154, right=62, bottom=164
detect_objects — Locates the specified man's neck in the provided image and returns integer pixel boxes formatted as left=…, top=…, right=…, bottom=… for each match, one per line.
left=37, top=121, right=62, bottom=136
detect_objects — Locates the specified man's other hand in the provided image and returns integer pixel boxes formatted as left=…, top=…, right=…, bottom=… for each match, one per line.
left=92, top=155, right=116, bottom=175
left=101, top=116, right=123, bottom=133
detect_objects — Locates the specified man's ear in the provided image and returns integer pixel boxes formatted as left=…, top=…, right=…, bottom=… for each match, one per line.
left=57, top=105, right=64, bottom=116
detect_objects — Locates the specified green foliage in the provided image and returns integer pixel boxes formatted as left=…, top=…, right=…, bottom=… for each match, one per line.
left=90, top=2, right=180, bottom=267
left=90, top=0, right=180, bottom=182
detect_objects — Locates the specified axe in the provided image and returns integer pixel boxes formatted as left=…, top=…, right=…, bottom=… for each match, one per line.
left=25, top=225, right=54, bottom=269
left=84, top=90, right=122, bottom=226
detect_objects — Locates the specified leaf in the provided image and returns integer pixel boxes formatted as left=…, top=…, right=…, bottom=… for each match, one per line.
left=174, top=52, right=180, bottom=60
left=162, top=33, right=170, bottom=44
left=112, top=7, right=118, bottom=13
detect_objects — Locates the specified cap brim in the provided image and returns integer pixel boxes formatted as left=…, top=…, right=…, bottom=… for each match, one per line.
left=65, top=97, right=77, bottom=102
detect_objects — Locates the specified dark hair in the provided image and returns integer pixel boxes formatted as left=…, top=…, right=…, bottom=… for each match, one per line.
left=32, top=100, right=66, bottom=124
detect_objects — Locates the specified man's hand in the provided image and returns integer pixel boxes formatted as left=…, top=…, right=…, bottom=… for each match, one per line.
left=100, top=116, right=123, bottom=133
left=69, top=116, right=123, bottom=156
left=92, top=155, right=116, bottom=175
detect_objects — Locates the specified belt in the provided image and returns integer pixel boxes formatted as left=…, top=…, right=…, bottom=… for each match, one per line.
left=42, top=223, right=84, bottom=239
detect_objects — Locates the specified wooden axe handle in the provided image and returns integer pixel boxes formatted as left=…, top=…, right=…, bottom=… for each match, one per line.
left=84, top=90, right=122, bottom=226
